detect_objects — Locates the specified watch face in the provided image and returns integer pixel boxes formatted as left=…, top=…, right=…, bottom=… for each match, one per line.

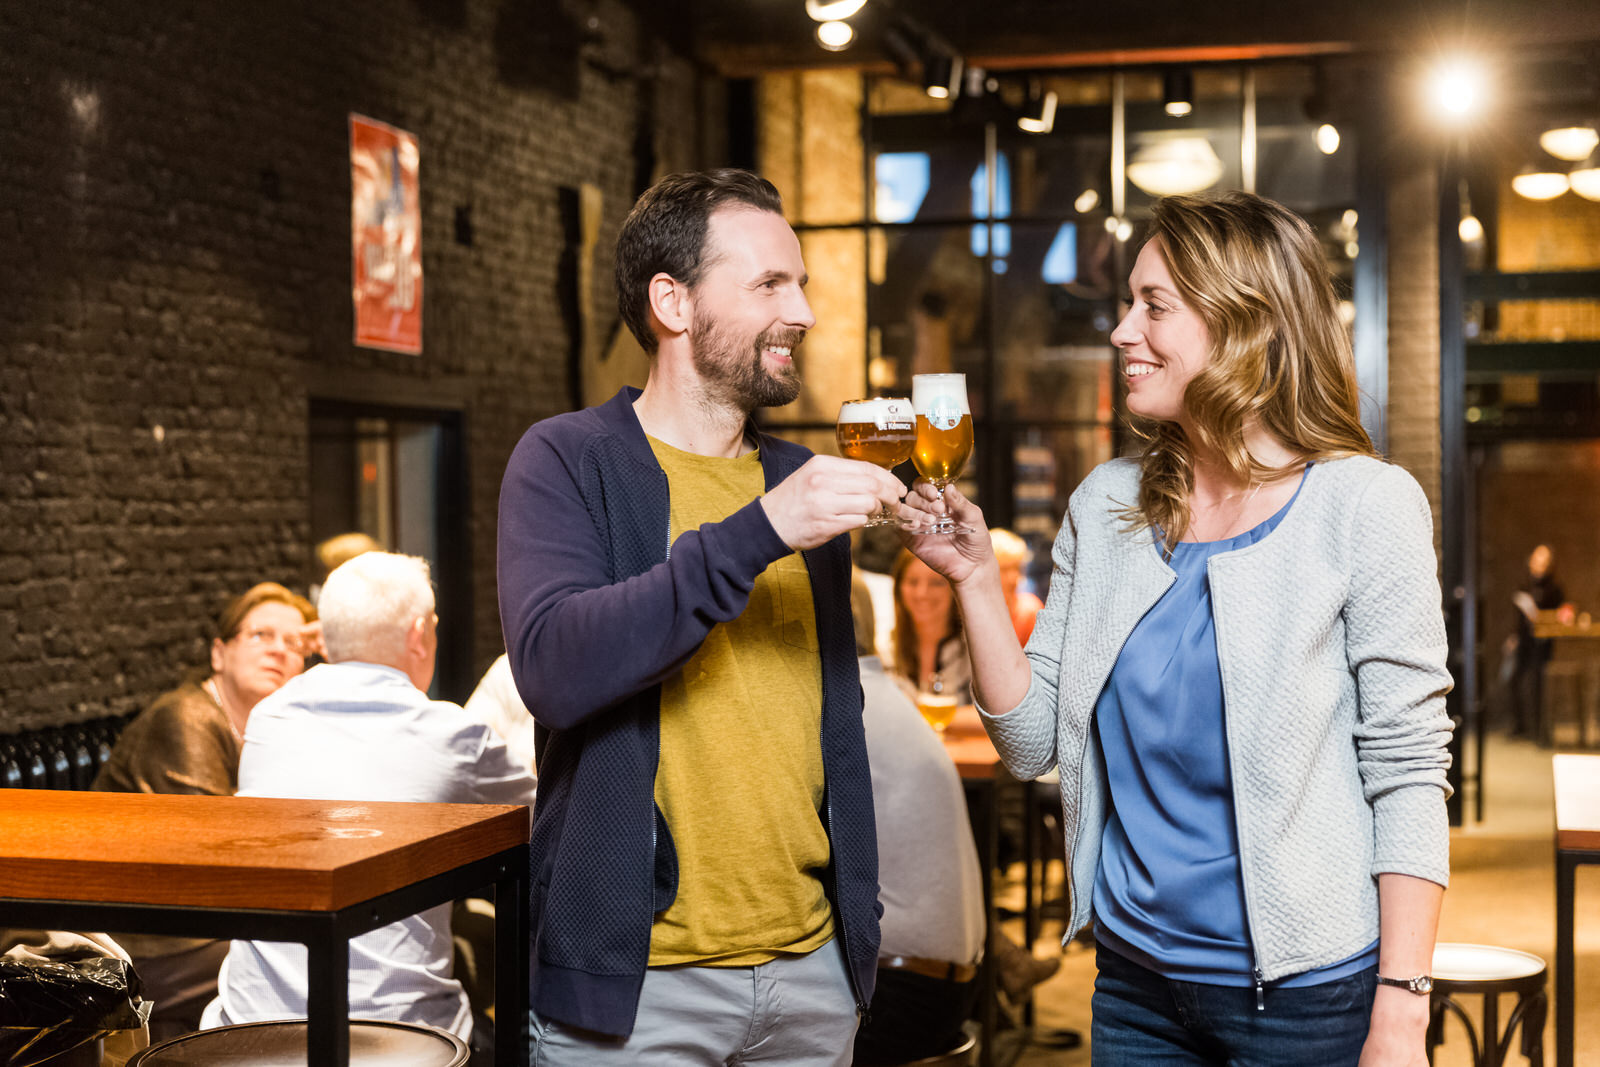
left=1414, top=976, right=1434, bottom=994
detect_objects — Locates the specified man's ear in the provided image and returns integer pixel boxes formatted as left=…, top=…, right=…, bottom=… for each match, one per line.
left=647, top=272, right=692, bottom=339
left=405, top=615, right=428, bottom=660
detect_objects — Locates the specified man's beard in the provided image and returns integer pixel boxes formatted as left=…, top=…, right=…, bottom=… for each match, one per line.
left=690, top=311, right=803, bottom=411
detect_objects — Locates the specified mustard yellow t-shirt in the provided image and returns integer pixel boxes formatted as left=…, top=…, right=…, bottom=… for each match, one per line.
left=645, top=435, right=834, bottom=966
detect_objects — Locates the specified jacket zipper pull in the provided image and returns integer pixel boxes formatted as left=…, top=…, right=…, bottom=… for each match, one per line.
left=1254, top=969, right=1265, bottom=1012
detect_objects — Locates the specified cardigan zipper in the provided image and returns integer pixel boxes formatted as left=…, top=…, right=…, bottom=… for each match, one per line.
left=1210, top=558, right=1267, bottom=1011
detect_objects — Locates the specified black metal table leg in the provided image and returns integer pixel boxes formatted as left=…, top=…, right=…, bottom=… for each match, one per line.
left=306, top=921, right=350, bottom=1067
left=1556, top=851, right=1576, bottom=1067
left=495, top=852, right=530, bottom=1067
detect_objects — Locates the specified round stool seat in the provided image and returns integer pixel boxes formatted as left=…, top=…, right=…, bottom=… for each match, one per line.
left=1432, top=942, right=1547, bottom=984
left=126, top=1019, right=470, bottom=1066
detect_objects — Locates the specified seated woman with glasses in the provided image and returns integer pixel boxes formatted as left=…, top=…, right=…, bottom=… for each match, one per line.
left=96, top=582, right=318, bottom=795
left=94, top=581, right=317, bottom=1038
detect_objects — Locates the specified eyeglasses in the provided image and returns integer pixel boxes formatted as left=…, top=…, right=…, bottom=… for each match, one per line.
left=232, top=627, right=308, bottom=657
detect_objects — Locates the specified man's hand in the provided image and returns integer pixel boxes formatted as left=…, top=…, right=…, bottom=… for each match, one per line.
left=761, top=455, right=905, bottom=550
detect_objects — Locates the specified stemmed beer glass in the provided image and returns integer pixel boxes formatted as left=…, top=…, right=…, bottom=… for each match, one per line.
left=835, top=396, right=916, bottom=527
left=909, top=373, right=975, bottom=535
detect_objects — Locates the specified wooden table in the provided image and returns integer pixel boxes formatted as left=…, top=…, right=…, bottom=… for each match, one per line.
left=0, top=790, right=530, bottom=1067
left=1553, top=755, right=1600, bottom=1067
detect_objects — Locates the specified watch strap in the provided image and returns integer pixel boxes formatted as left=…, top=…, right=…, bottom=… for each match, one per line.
left=1375, top=973, right=1433, bottom=995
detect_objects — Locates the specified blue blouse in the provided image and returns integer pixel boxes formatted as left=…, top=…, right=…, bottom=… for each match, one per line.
left=1091, top=469, right=1378, bottom=987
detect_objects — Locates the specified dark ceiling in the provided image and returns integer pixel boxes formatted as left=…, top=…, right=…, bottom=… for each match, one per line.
left=666, top=0, right=1600, bottom=76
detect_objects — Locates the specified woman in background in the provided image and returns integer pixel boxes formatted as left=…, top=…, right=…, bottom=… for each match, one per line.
left=95, top=581, right=317, bottom=1038
left=903, top=192, right=1452, bottom=1066
left=889, top=548, right=971, bottom=704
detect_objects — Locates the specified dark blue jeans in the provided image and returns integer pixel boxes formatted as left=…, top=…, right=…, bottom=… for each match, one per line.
left=1091, top=946, right=1377, bottom=1065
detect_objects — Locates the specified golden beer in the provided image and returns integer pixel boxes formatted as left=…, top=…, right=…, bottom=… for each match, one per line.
left=912, top=414, right=974, bottom=484
left=837, top=420, right=915, bottom=468
left=836, top=397, right=914, bottom=528
left=916, top=692, right=959, bottom=734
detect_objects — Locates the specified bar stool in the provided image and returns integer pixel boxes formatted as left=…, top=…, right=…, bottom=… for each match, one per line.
left=1540, top=662, right=1585, bottom=748
left=125, top=1019, right=470, bottom=1066
left=884, top=1031, right=977, bottom=1066
left=1426, top=942, right=1547, bottom=1067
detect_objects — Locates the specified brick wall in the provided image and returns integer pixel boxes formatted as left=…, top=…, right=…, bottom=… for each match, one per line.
left=1385, top=160, right=1443, bottom=550
left=0, top=0, right=705, bottom=730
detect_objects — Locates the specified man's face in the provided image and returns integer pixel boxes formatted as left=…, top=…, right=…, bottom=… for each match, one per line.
left=687, top=207, right=816, bottom=411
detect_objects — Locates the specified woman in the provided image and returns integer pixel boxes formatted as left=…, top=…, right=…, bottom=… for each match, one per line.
left=93, top=581, right=316, bottom=1039
left=96, top=582, right=318, bottom=795
left=903, top=192, right=1452, bottom=1066
left=890, top=548, right=972, bottom=704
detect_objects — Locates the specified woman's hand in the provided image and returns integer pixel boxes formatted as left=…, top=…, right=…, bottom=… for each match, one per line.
left=898, top=479, right=994, bottom=586
left=1356, top=988, right=1430, bottom=1067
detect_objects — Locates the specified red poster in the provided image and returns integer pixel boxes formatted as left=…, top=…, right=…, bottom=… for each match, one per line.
left=350, top=114, right=422, bottom=354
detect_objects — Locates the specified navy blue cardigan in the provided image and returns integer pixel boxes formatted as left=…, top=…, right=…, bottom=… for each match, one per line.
left=497, top=387, right=881, bottom=1037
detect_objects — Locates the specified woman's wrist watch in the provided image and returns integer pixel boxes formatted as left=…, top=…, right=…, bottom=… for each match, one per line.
left=1375, top=973, right=1434, bottom=995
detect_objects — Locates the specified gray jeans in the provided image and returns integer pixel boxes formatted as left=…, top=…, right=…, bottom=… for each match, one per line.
left=528, top=938, right=858, bottom=1065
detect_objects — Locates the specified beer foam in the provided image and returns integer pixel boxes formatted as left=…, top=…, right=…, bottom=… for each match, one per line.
left=912, top=373, right=970, bottom=415
left=839, top=397, right=914, bottom=429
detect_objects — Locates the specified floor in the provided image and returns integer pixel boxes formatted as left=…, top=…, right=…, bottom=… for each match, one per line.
left=997, top=730, right=1600, bottom=1066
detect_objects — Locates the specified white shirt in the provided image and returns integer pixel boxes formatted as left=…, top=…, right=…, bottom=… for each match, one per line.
left=201, top=662, right=537, bottom=1039
left=463, top=654, right=537, bottom=772
left=859, top=656, right=985, bottom=965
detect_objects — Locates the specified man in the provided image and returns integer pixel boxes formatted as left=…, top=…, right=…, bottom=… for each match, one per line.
left=200, top=552, right=536, bottom=1042
left=847, top=575, right=985, bottom=1063
left=497, top=169, right=904, bottom=1064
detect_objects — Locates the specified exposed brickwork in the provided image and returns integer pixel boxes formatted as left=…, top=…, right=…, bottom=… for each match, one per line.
left=0, top=0, right=704, bottom=730
left=1385, top=160, right=1443, bottom=552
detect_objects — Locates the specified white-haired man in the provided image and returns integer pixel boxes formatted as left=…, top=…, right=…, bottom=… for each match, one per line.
left=200, top=552, right=536, bottom=1042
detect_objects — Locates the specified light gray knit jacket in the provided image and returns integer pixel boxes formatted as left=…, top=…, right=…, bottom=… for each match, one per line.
left=979, top=455, right=1454, bottom=982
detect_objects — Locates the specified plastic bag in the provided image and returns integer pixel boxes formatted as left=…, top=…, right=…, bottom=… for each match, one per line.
left=0, top=956, right=149, bottom=1067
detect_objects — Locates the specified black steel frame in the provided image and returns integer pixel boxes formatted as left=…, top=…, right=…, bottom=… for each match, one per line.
left=1, top=844, right=529, bottom=1067
left=1427, top=963, right=1548, bottom=1067
left=1556, top=845, right=1600, bottom=1067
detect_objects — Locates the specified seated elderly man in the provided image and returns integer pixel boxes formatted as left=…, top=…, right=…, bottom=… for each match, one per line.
left=200, top=552, right=535, bottom=1042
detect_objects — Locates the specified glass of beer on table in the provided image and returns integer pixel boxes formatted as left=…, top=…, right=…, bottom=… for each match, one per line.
left=916, top=684, right=959, bottom=735
left=909, top=373, right=975, bottom=535
left=836, top=396, right=915, bottom=527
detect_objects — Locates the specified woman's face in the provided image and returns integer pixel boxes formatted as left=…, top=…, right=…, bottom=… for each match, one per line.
left=1110, top=239, right=1212, bottom=425
left=899, top=557, right=953, bottom=637
left=210, top=601, right=308, bottom=710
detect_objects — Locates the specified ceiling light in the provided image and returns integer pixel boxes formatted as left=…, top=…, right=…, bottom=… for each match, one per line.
left=1074, top=189, right=1100, bottom=213
left=1539, top=125, right=1599, bottom=162
left=815, top=19, right=853, bottom=50
left=1018, top=88, right=1058, bottom=134
left=1162, top=68, right=1194, bottom=118
left=1315, top=123, right=1341, bottom=155
left=1458, top=214, right=1483, bottom=243
left=1427, top=58, right=1486, bottom=123
left=922, top=54, right=960, bottom=100
left=1115, top=219, right=1134, bottom=242
left=1570, top=153, right=1600, bottom=201
left=1511, top=165, right=1569, bottom=201
left=806, top=0, right=867, bottom=21
left=1126, top=137, right=1224, bottom=197
left=1104, top=215, right=1120, bottom=234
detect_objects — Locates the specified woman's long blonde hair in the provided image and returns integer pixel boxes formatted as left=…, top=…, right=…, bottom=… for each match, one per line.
left=1126, top=192, right=1377, bottom=548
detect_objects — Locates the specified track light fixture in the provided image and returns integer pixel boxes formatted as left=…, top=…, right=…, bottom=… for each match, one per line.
left=805, top=0, right=867, bottom=21
left=815, top=20, right=853, bottom=50
left=1018, top=83, right=1058, bottom=134
left=1163, top=68, right=1194, bottom=118
left=923, top=53, right=962, bottom=100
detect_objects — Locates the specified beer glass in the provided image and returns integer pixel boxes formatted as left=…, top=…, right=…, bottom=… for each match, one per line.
left=916, top=688, right=959, bottom=735
left=836, top=396, right=915, bottom=527
left=910, top=373, right=975, bottom=535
